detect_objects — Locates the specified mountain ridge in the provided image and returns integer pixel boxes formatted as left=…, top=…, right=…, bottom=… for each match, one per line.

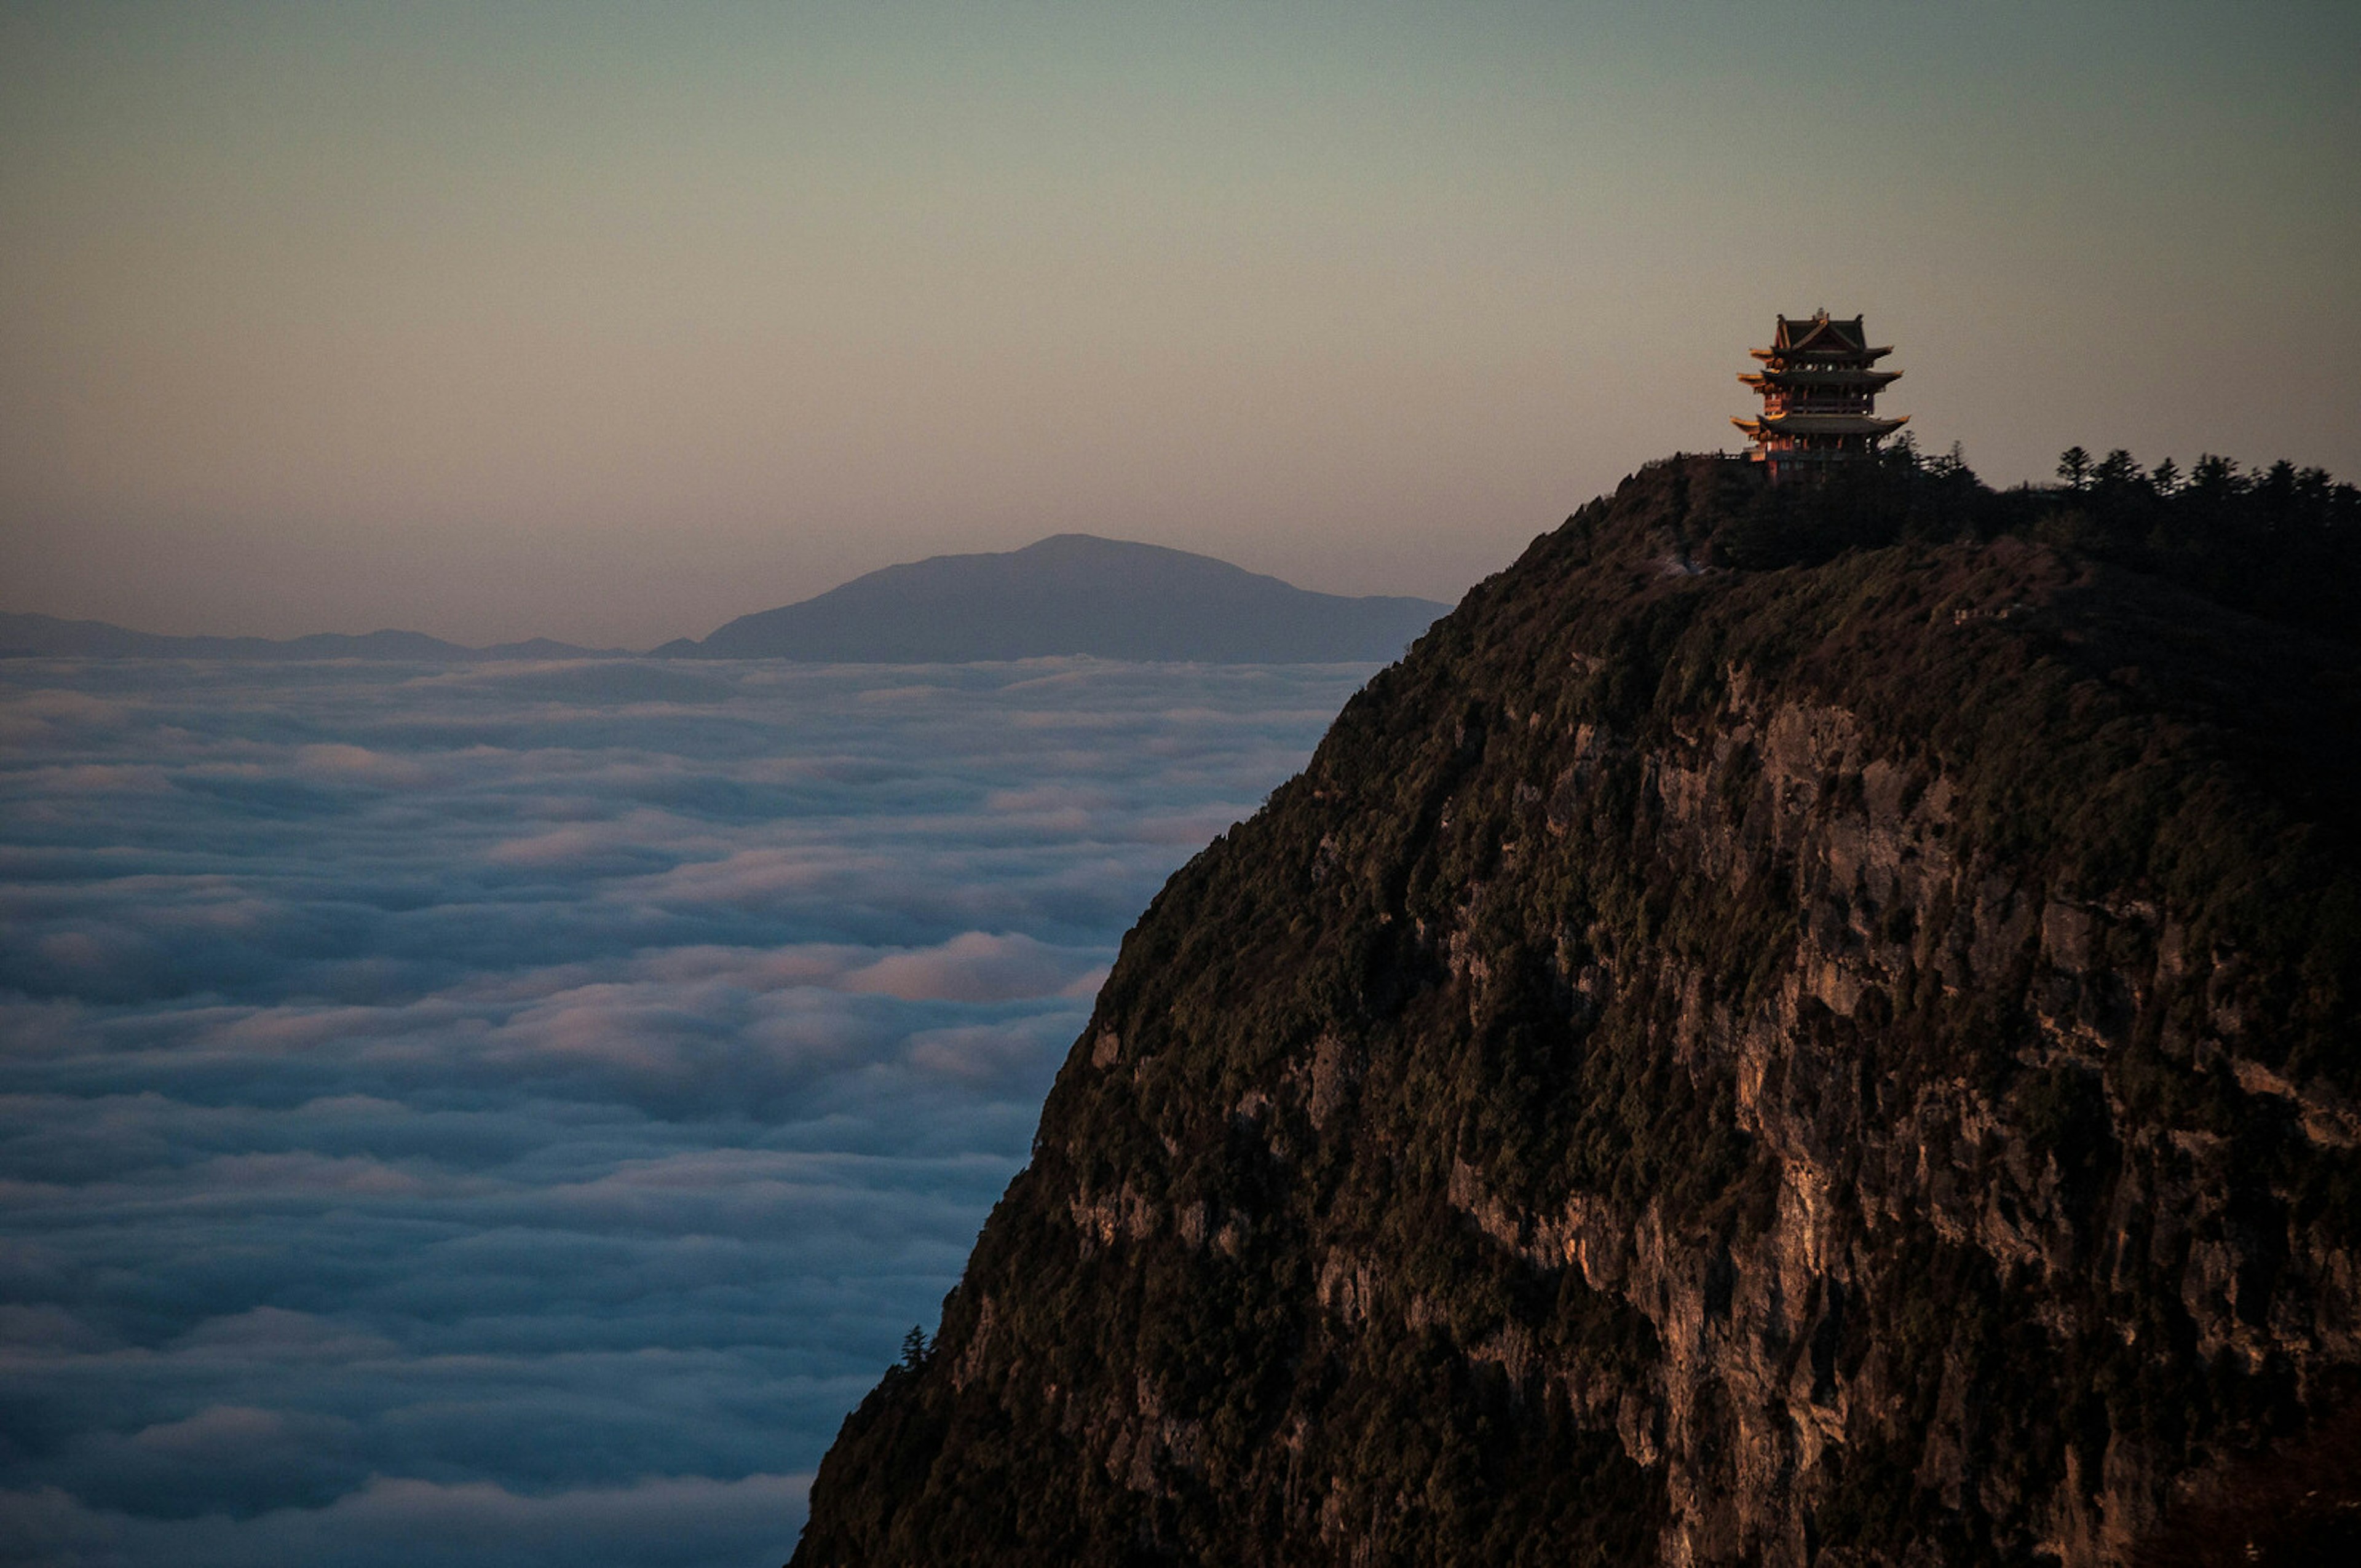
left=0, top=611, right=618, bottom=663
left=660, top=534, right=1449, bottom=663
left=4, top=535, right=1446, bottom=665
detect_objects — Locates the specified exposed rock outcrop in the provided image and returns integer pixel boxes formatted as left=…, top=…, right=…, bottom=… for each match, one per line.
left=792, top=457, right=2361, bottom=1566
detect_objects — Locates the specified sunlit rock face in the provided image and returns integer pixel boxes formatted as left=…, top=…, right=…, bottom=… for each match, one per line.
left=792, top=457, right=2361, bottom=1567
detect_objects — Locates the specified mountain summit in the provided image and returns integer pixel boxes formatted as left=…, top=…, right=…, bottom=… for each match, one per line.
left=659, top=535, right=1448, bottom=663
left=791, top=454, right=2361, bottom=1565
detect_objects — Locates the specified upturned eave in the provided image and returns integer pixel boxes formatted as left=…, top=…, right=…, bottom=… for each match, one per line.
left=1742, top=368, right=1902, bottom=388
left=1749, top=412, right=1910, bottom=436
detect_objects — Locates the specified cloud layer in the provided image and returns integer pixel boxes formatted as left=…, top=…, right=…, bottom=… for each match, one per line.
left=0, top=655, right=1365, bottom=1566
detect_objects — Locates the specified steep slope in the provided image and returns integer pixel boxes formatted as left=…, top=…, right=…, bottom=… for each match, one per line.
left=663, top=534, right=1447, bottom=662
left=792, top=457, right=2361, bottom=1566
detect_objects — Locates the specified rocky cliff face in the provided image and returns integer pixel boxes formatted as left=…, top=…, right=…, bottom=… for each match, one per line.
left=791, top=457, right=2361, bottom=1566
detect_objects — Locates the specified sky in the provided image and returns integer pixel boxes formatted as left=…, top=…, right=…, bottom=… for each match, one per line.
left=0, top=653, right=1370, bottom=1566
left=3, top=0, right=2357, bottom=647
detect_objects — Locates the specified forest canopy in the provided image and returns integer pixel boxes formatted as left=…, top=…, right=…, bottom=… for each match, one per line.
left=1683, top=439, right=2360, bottom=647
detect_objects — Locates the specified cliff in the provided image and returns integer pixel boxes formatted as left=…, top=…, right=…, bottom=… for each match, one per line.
left=791, top=455, right=2361, bottom=1565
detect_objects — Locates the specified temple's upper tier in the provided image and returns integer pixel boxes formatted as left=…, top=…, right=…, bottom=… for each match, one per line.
left=1749, top=312, right=1894, bottom=363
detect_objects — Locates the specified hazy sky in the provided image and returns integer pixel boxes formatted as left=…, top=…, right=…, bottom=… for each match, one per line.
left=4, top=1, right=2355, bottom=647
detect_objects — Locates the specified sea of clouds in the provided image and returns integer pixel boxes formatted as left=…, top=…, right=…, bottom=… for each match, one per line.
left=0, top=655, right=1371, bottom=1567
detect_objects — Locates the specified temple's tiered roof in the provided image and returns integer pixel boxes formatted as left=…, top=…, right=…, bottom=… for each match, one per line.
left=1734, top=310, right=1907, bottom=476
left=1752, top=313, right=1893, bottom=361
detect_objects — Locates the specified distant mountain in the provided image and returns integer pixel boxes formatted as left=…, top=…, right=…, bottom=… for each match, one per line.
left=3, top=537, right=1448, bottom=666
left=0, top=613, right=613, bottom=662
left=658, top=535, right=1450, bottom=663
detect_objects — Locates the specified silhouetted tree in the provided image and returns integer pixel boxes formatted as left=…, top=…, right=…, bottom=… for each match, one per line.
left=2256, top=459, right=2300, bottom=518
left=2191, top=453, right=2242, bottom=497
left=2093, top=448, right=2142, bottom=490
left=2149, top=457, right=2181, bottom=495
left=2057, top=446, right=2093, bottom=491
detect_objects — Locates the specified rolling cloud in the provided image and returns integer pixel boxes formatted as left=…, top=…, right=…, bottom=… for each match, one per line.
left=0, top=655, right=1366, bottom=1566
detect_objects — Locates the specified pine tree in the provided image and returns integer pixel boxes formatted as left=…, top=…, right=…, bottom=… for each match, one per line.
left=2093, top=449, right=2141, bottom=489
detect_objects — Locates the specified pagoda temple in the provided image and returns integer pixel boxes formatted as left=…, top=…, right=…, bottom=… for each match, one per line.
left=1733, top=310, right=1907, bottom=480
